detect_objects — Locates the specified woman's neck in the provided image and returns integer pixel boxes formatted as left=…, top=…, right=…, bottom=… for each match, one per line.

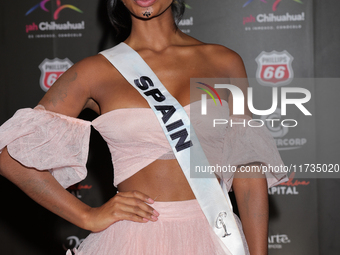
left=125, top=7, right=185, bottom=52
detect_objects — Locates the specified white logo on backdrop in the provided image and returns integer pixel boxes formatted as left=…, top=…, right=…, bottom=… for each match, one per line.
left=178, top=17, right=193, bottom=26
left=268, top=234, right=291, bottom=249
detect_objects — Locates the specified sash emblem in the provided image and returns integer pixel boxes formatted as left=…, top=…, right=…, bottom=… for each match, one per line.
left=215, top=212, right=231, bottom=237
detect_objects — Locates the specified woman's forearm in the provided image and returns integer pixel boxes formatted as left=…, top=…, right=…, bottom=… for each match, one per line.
left=233, top=169, right=269, bottom=255
left=0, top=147, right=92, bottom=229
left=0, top=147, right=159, bottom=232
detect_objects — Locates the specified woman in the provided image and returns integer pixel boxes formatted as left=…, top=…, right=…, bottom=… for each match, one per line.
left=0, top=0, right=286, bottom=254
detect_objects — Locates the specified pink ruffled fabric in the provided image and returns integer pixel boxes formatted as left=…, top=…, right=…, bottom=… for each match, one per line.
left=69, top=199, right=249, bottom=255
left=218, top=115, right=288, bottom=190
left=190, top=100, right=288, bottom=191
left=0, top=103, right=287, bottom=190
left=0, top=104, right=285, bottom=255
left=0, top=106, right=91, bottom=188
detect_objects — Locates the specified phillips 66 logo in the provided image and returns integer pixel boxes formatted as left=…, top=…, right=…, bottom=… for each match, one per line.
left=256, top=51, right=294, bottom=87
left=39, top=58, right=73, bottom=92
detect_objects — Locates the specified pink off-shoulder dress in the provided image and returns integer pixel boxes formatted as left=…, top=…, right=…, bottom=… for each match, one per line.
left=0, top=100, right=287, bottom=255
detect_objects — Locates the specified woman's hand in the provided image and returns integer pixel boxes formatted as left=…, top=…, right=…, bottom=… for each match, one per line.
left=0, top=148, right=159, bottom=233
left=84, top=190, right=159, bottom=232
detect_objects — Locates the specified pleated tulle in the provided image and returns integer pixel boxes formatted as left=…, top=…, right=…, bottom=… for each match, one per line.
left=69, top=200, right=249, bottom=255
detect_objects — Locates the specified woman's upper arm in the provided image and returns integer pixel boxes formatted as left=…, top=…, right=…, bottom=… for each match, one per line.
left=38, top=54, right=106, bottom=117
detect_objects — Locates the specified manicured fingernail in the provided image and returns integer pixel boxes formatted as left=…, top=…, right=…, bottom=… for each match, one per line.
left=151, top=215, right=158, bottom=221
left=147, top=198, right=154, bottom=203
left=143, top=218, right=149, bottom=222
left=153, top=210, right=160, bottom=217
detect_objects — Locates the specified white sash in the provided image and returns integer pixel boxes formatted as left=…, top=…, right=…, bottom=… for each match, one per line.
left=100, top=42, right=246, bottom=255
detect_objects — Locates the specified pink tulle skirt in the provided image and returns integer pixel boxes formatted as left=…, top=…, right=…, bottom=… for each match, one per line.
left=68, top=199, right=248, bottom=255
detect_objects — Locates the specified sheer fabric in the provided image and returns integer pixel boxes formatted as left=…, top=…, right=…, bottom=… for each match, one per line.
left=0, top=103, right=287, bottom=190
left=190, top=101, right=287, bottom=191
left=68, top=200, right=249, bottom=255
left=0, top=106, right=91, bottom=188
left=220, top=115, right=287, bottom=190
left=0, top=104, right=287, bottom=254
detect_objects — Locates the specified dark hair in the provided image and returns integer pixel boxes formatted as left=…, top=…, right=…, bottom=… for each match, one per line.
left=107, top=0, right=186, bottom=34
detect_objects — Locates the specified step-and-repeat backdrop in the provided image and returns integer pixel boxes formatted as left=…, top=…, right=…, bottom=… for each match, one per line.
left=0, top=1, right=339, bottom=254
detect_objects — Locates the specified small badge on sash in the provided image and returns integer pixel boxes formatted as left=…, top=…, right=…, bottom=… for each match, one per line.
left=216, top=212, right=231, bottom=237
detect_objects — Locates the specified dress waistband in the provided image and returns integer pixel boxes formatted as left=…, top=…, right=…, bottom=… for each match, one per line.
left=151, top=199, right=203, bottom=219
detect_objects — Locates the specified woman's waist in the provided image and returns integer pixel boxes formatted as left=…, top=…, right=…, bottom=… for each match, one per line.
left=118, top=159, right=196, bottom=201
left=118, top=182, right=196, bottom=203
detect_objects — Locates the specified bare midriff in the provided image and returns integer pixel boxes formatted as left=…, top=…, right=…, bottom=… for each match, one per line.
left=118, top=159, right=196, bottom=202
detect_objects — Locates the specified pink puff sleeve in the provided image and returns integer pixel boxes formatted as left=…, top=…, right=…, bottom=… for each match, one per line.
left=218, top=115, right=288, bottom=191
left=0, top=105, right=91, bottom=188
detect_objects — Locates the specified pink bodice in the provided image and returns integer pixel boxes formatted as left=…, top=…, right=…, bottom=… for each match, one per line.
left=91, top=105, right=191, bottom=186
left=0, top=100, right=287, bottom=190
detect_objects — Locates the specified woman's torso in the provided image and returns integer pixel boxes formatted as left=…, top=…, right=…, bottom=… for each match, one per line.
left=88, top=42, right=235, bottom=201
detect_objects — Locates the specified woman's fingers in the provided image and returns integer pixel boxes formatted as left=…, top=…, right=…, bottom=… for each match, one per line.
left=112, top=201, right=159, bottom=221
left=86, top=190, right=160, bottom=232
left=117, top=190, right=155, bottom=204
left=111, top=191, right=159, bottom=219
left=110, top=203, right=158, bottom=223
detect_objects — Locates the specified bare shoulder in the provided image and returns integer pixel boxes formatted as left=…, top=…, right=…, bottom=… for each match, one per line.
left=199, top=44, right=251, bottom=115
left=195, top=43, right=247, bottom=78
left=65, top=54, right=115, bottom=85
left=38, top=54, right=114, bottom=116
